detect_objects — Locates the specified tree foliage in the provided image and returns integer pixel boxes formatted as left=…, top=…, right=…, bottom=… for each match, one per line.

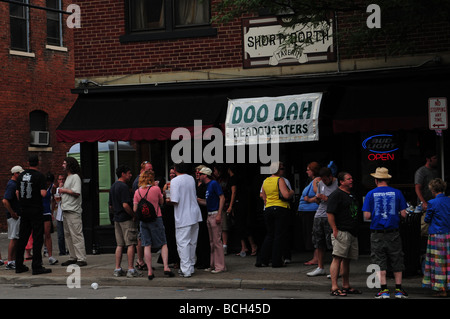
left=213, top=0, right=450, bottom=57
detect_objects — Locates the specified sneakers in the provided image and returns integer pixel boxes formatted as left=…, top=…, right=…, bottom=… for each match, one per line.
left=49, top=257, right=58, bottom=265
left=375, top=289, right=390, bottom=299
left=307, top=267, right=326, bottom=277
left=114, top=268, right=142, bottom=278
left=113, top=268, right=126, bottom=277
left=5, top=261, right=16, bottom=270
left=126, top=269, right=142, bottom=278
left=394, top=288, right=408, bottom=299
left=374, top=288, right=408, bottom=299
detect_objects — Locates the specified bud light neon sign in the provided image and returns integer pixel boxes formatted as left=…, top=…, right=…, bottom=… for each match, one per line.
left=362, top=134, right=398, bottom=161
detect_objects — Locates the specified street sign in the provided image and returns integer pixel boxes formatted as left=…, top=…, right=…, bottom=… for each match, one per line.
left=429, top=97, right=448, bottom=130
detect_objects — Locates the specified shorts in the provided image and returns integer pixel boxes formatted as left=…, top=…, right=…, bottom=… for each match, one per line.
left=331, top=230, right=359, bottom=260
left=370, top=231, right=405, bottom=272
left=43, top=214, right=52, bottom=222
left=139, top=218, right=167, bottom=249
left=7, top=217, right=20, bottom=240
left=312, top=217, right=332, bottom=250
left=114, top=219, right=138, bottom=247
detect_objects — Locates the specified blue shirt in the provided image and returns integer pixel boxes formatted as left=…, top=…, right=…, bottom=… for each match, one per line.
left=205, top=180, right=223, bottom=213
left=425, top=194, right=450, bottom=234
left=362, top=186, right=407, bottom=230
left=4, top=179, right=20, bottom=218
left=298, top=181, right=319, bottom=212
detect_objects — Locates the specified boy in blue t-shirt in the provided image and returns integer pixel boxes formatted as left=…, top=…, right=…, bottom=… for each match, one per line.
left=198, top=167, right=226, bottom=273
left=362, top=167, right=408, bottom=299
left=205, top=178, right=224, bottom=213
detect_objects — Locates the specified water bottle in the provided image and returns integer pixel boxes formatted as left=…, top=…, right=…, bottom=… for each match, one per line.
left=414, top=202, right=423, bottom=213
left=406, top=202, right=414, bottom=214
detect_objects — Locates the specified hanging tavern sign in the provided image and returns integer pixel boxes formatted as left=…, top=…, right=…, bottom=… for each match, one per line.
left=242, top=16, right=334, bottom=68
left=225, top=93, right=322, bottom=146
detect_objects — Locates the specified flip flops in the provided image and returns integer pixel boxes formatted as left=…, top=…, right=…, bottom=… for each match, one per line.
left=342, top=287, right=362, bottom=294
left=330, top=289, right=347, bottom=297
left=330, top=287, right=362, bottom=297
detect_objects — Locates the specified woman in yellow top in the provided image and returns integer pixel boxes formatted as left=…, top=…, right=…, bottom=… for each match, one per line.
left=256, top=162, right=294, bottom=268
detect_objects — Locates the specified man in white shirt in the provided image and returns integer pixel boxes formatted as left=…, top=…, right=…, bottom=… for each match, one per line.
left=59, top=157, right=87, bottom=266
left=168, top=162, right=202, bottom=278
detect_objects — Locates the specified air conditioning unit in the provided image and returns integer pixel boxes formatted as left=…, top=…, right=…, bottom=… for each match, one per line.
left=30, top=131, right=50, bottom=146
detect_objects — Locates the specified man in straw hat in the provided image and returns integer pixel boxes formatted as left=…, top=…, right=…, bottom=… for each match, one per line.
left=362, top=167, right=408, bottom=299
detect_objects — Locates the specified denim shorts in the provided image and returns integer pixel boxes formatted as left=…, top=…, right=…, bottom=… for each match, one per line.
left=139, top=217, right=167, bottom=249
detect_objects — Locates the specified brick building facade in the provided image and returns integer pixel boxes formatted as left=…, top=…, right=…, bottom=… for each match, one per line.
left=0, top=0, right=75, bottom=231
left=56, top=0, right=450, bottom=255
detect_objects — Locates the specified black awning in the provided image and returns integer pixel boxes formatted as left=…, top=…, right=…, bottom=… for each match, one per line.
left=57, top=66, right=450, bottom=142
left=56, top=89, right=228, bottom=142
left=332, top=72, right=450, bottom=133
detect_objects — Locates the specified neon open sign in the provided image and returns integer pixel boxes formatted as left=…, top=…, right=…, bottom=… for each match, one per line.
left=362, top=134, right=398, bottom=161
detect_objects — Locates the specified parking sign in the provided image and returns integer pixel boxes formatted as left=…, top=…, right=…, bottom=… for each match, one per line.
left=429, top=97, right=448, bottom=130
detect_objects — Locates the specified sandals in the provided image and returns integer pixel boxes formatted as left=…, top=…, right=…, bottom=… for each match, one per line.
left=330, top=289, right=347, bottom=297
left=164, top=270, right=175, bottom=277
left=342, top=287, right=362, bottom=294
left=135, top=262, right=148, bottom=271
left=432, top=291, right=447, bottom=298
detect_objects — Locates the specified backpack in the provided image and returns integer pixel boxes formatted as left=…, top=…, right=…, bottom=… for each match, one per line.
left=136, top=187, right=157, bottom=222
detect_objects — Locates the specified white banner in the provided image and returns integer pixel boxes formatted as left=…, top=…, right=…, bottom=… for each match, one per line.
left=225, top=93, right=322, bottom=146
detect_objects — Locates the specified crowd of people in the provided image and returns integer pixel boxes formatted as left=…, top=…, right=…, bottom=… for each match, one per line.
left=1, top=155, right=85, bottom=275
left=109, top=161, right=256, bottom=279
left=1, top=151, right=449, bottom=299
left=296, top=151, right=449, bottom=299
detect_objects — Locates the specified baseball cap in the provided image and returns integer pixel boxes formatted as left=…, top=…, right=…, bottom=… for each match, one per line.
left=11, top=166, right=24, bottom=174
left=199, top=167, right=212, bottom=176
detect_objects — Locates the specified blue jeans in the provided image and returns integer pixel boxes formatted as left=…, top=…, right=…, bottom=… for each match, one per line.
left=258, top=206, right=290, bottom=267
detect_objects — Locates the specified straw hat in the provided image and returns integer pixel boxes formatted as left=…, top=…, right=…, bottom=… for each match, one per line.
left=370, top=167, right=392, bottom=179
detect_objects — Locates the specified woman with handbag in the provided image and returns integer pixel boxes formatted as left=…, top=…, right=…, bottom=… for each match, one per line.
left=133, top=170, right=175, bottom=280
left=256, top=162, right=294, bottom=268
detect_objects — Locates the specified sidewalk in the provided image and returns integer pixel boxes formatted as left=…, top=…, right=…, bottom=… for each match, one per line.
left=0, top=233, right=427, bottom=296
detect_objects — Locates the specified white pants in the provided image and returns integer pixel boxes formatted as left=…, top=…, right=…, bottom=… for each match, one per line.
left=175, top=223, right=199, bottom=276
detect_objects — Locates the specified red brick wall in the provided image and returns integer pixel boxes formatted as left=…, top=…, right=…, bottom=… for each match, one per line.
left=73, top=1, right=450, bottom=78
left=73, top=0, right=242, bottom=78
left=0, top=0, right=76, bottom=231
